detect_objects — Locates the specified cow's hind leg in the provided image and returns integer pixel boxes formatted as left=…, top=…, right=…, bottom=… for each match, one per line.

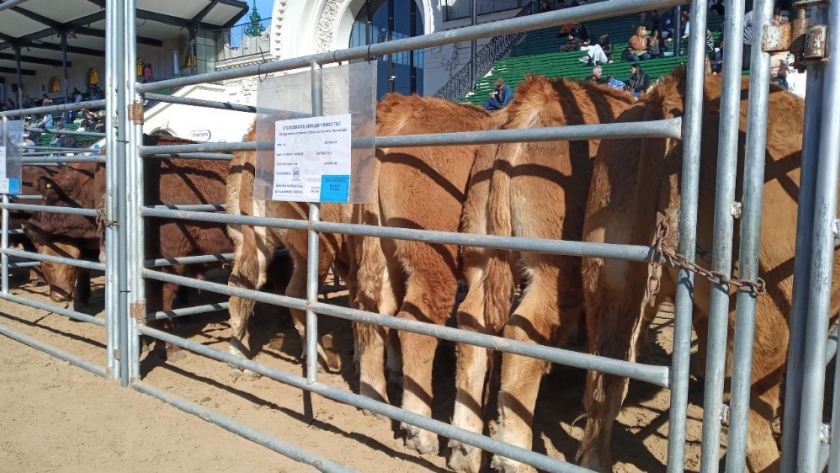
left=449, top=246, right=496, bottom=473
left=398, top=256, right=458, bottom=456
left=284, top=244, right=340, bottom=373
left=227, top=226, right=272, bottom=377
left=577, top=283, right=664, bottom=472
left=490, top=262, right=572, bottom=473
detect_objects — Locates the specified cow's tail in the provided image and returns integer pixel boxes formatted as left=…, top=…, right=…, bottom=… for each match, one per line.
left=483, top=152, right=516, bottom=336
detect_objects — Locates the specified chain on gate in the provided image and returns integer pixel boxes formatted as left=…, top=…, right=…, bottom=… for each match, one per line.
left=646, top=212, right=767, bottom=307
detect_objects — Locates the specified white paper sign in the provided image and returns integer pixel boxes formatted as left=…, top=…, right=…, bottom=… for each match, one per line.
left=272, top=114, right=352, bottom=202
left=0, top=146, right=7, bottom=181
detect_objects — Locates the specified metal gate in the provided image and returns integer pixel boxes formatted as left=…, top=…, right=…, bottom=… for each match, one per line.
left=1, top=0, right=840, bottom=471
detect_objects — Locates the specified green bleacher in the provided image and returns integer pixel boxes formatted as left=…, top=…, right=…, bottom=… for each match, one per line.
left=459, top=9, right=738, bottom=106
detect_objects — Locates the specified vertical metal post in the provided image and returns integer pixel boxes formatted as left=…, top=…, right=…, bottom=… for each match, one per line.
left=14, top=46, right=22, bottom=109
left=1, top=189, right=8, bottom=296
left=724, top=0, right=774, bottom=468
left=797, top=0, right=840, bottom=468
left=104, top=0, right=121, bottom=382
left=829, top=339, right=840, bottom=472
left=190, top=27, right=198, bottom=76
left=674, top=6, right=682, bottom=57
left=387, top=0, right=395, bottom=93
left=306, top=60, right=323, bottom=386
left=125, top=0, right=143, bottom=382
left=666, top=0, right=707, bottom=471
left=780, top=9, right=826, bottom=473
left=410, top=1, right=417, bottom=94
left=470, top=0, right=477, bottom=91
left=697, top=0, right=747, bottom=469
left=61, top=32, right=69, bottom=104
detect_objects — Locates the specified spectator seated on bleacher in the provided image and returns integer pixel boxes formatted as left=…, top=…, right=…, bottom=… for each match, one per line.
left=483, top=78, right=513, bottom=112
left=585, top=65, right=626, bottom=91
left=623, top=26, right=652, bottom=61
left=633, top=12, right=654, bottom=33
left=626, top=63, right=651, bottom=99
left=579, top=34, right=614, bottom=66
left=559, top=22, right=590, bottom=52
left=37, top=96, right=54, bottom=130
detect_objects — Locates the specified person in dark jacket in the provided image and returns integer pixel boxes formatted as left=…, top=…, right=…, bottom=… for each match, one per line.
left=483, top=78, right=514, bottom=111
left=559, top=22, right=591, bottom=52
left=626, top=64, right=650, bottom=98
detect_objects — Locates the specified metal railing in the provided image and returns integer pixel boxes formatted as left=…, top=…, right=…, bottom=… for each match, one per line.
left=0, top=0, right=837, bottom=473
left=433, top=3, right=534, bottom=102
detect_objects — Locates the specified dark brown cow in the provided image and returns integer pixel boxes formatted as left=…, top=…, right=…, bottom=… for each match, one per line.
left=26, top=135, right=292, bottom=359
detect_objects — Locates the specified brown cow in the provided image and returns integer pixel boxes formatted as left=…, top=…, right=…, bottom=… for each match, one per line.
left=449, top=76, right=636, bottom=472
left=225, top=121, right=351, bottom=374
left=346, top=94, right=490, bottom=452
left=576, top=70, right=834, bottom=472
left=25, top=135, right=279, bottom=360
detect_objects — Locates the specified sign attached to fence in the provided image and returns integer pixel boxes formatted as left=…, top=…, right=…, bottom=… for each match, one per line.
left=190, top=129, right=212, bottom=142
left=0, top=120, right=23, bottom=195
left=272, top=114, right=352, bottom=202
left=254, top=61, right=377, bottom=204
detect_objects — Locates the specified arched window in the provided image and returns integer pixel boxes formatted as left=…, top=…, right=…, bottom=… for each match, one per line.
left=48, top=76, right=60, bottom=93
left=87, top=68, right=100, bottom=85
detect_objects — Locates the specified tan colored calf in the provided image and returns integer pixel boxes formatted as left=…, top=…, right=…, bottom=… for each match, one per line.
left=449, top=75, right=636, bottom=473
left=577, top=70, right=839, bottom=472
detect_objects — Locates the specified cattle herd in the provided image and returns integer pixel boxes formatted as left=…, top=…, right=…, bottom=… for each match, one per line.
left=8, top=67, right=835, bottom=473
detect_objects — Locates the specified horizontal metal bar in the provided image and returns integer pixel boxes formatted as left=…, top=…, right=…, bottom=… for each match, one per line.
left=146, top=302, right=230, bottom=320
left=0, top=293, right=104, bottom=326
left=311, top=300, right=669, bottom=387
left=144, top=93, right=258, bottom=113
left=145, top=253, right=233, bottom=267
left=144, top=152, right=234, bottom=161
left=8, top=195, right=41, bottom=200
left=0, top=322, right=106, bottom=377
left=3, top=203, right=98, bottom=217
left=0, top=100, right=107, bottom=118
left=26, top=127, right=106, bottom=138
left=141, top=208, right=654, bottom=263
left=3, top=248, right=105, bottom=272
left=0, top=0, right=34, bottom=13
left=7, top=229, right=24, bottom=235
left=8, top=261, right=41, bottom=268
left=826, top=323, right=839, bottom=366
left=144, top=249, right=288, bottom=268
left=138, top=119, right=683, bottom=157
left=147, top=204, right=226, bottom=212
left=136, top=0, right=687, bottom=93
left=132, top=381, right=357, bottom=473
left=21, top=157, right=105, bottom=164
left=137, top=325, right=594, bottom=473
left=26, top=147, right=96, bottom=152
left=142, top=268, right=669, bottom=387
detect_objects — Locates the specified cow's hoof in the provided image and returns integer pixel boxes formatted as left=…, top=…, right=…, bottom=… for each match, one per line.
left=73, top=301, right=90, bottom=313
left=578, top=452, right=610, bottom=473
left=402, top=424, right=439, bottom=455
left=490, top=455, right=536, bottom=473
left=447, top=440, right=482, bottom=473
left=230, top=366, right=262, bottom=379
left=166, top=347, right=187, bottom=363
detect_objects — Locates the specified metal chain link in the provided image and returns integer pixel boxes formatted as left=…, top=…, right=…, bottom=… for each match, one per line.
left=646, top=212, right=766, bottom=307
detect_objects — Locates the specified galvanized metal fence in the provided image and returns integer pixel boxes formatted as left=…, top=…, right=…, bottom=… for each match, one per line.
left=1, top=0, right=839, bottom=471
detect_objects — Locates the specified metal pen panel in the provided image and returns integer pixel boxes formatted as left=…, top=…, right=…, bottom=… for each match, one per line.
left=725, top=0, right=776, bottom=468
left=699, top=0, right=749, bottom=457
left=798, top=0, right=840, bottom=469
left=103, top=0, right=120, bottom=382
left=2, top=194, right=9, bottom=295
left=0, top=100, right=107, bottom=118
left=1, top=248, right=106, bottom=272
left=667, top=0, right=708, bottom=469
left=0, top=293, right=104, bottom=326
left=2, top=203, right=98, bottom=217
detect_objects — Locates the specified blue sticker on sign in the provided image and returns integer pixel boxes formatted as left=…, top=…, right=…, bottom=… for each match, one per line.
left=320, top=175, right=350, bottom=203
left=8, top=178, right=20, bottom=195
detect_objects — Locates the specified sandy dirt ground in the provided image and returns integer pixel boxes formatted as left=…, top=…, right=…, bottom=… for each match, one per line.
left=0, top=268, right=715, bottom=473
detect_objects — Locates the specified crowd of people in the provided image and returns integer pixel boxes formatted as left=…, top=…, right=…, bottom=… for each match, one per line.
left=481, top=0, right=801, bottom=112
